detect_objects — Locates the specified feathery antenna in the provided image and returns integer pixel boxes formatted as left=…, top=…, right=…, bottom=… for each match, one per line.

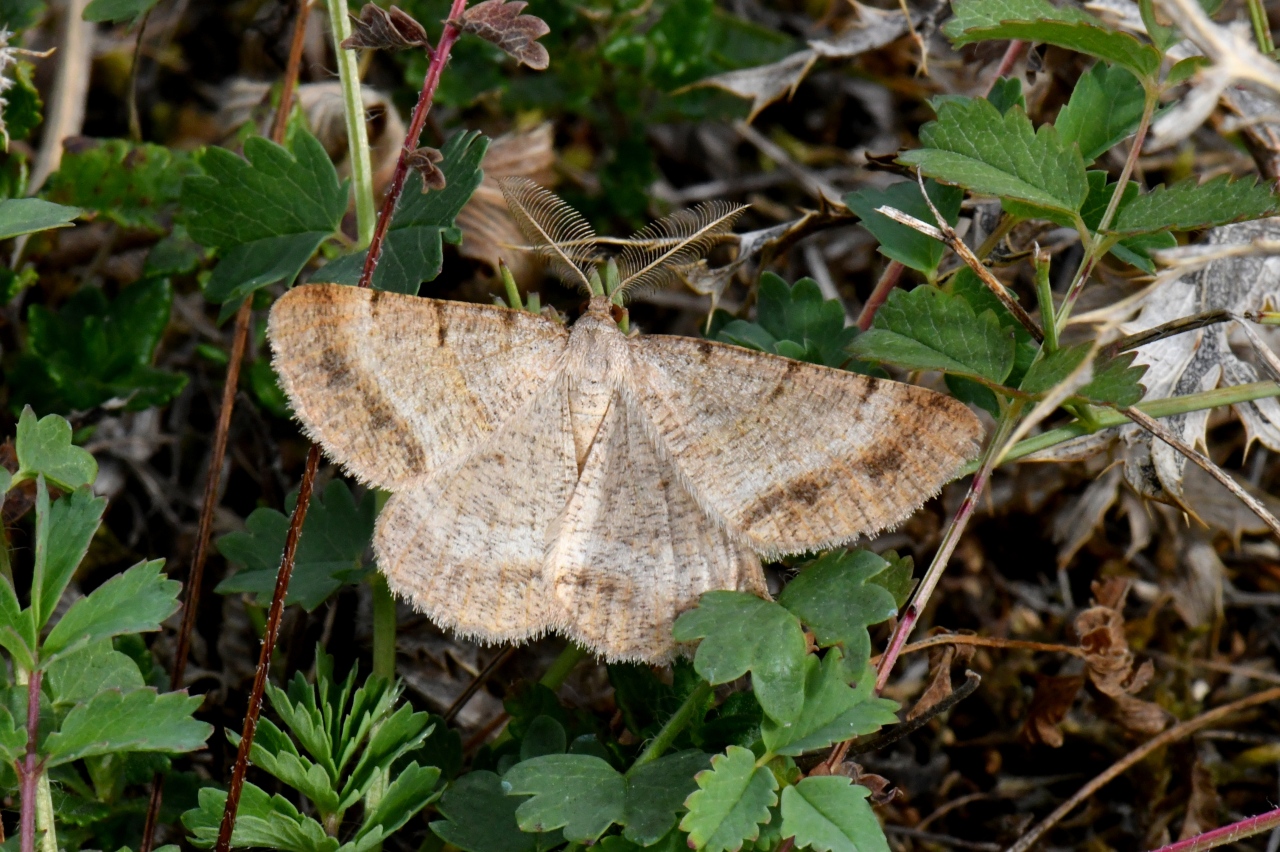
left=499, top=177, right=598, bottom=294
left=615, top=201, right=749, bottom=296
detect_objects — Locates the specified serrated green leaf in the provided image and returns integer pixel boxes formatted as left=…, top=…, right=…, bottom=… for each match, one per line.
left=625, top=750, right=712, bottom=845
left=847, top=285, right=1017, bottom=384
left=44, top=688, right=210, bottom=765
left=1079, top=351, right=1146, bottom=406
left=673, top=592, right=807, bottom=724
left=431, top=771, right=536, bottom=852
left=759, top=652, right=899, bottom=757
left=506, top=754, right=627, bottom=842
left=0, top=706, right=24, bottom=767
left=778, top=551, right=897, bottom=671
left=31, top=485, right=106, bottom=630
left=1019, top=342, right=1091, bottom=395
left=45, top=139, right=190, bottom=232
left=867, top=551, right=915, bottom=610
left=944, top=0, right=1161, bottom=78
left=0, top=197, right=79, bottom=239
left=10, top=278, right=188, bottom=414
left=680, top=746, right=778, bottom=852
left=846, top=181, right=963, bottom=277
left=43, top=559, right=181, bottom=663
left=1056, top=62, right=1146, bottom=164
left=183, top=782, right=339, bottom=852
left=1105, top=174, right=1280, bottom=235
left=13, top=407, right=96, bottom=489
left=83, top=0, right=158, bottom=22
left=247, top=719, right=341, bottom=815
left=321, top=130, right=488, bottom=294
left=1, top=59, right=42, bottom=145
left=357, top=761, right=441, bottom=840
left=0, top=575, right=36, bottom=673
left=340, top=700, right=432, bottom=807
left=216, top=479, right=376, bottom=611
left=715, top=274, right=862, bottom=370
left=46, top=640, right=144, bottom=709
left=986, top=76, right=1026, bottom=114
left=182, top=130, right=346, bottom=305
left=897, top=96, right=1087, bottom=218
left=779, top=777, right=889, bottom=852
left=1076, top=172, right=1175, bottom=270
left=696, top=690, right=762, bottom=754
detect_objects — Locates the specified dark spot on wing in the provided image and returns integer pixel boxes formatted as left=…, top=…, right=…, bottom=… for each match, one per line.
left=856, top=377, right=878, bottom=405
left=319, top=344, right=352, bottom=390
left=860, top=445, right=905, bottom=483
left=696, top=340, right=714, bottom=360
left=437, top=321, right=449, bottom=347
left=767, top=360, right=803, bottom=402
left=739, top=472, right=829, bottom=529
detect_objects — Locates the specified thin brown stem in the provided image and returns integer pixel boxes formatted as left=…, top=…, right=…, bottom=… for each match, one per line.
left=18, top=669, right=42, bottom=852
left=268, top=0, right=315, bottom=146
left=1104, top=309, right=1234, bottom=357
left=1148, top=806, right=1280, bottom=852
left=856, top=261, right=904, bottom=331
left=845, top=671, right=981, bottom=759
left=215, top=444, right=321, bottom=852
left=1005, top=686, right=1280, bottom=852
left=873, top=633, right=1086, bottom=664
left=126, top=8, right=152, bottom=142
left=358, top=0, right=469, bottom=290
left=444, top=646, right=515, bottom=723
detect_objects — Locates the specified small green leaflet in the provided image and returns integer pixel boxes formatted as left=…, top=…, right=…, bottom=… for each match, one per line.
left=83, top=0, right=159, bottom=22
left=777, top=550, right=898, bottom=672
left=181, top=129, right=347, bottom=310
left=714, top=274, right=861, bottom=370
left=759, top=651, right=899, bottom=757
left=322, top=131, right=489, bottom=294
left=943, top=0, right=1161, bottom=79
left=216, top=479, right=377, bottom=611
left=1019, top=342, right=1092, bottom=395
left=45, top=139, right=189, bottom=232
left=357, top=762, right=442, bottom=842
left=846, top=180, right=963, bottom=278
left=868, top=550, right=915, bottom=609
left=1055, top=62, right=1146, bottom=165
left=1080, top=351, right=1146, bottom=407
left=31, top=484, right=106, bottom=631
left=184, top=782, right=340, bottom=852
left=847, top=285, right=1017, bottom=385
left=13, top=407, right=96, bottom=489
left=42, top=559, right=181, bottom=663
left=897, top=96, right=1087, bottom=220
left=431, top=771, right=537, bottom=852
left=672, top=591, right=808, bottom=724
left=1077, top=173, right=1176, bottom=271
left=47, top=640, right=144, bottom=709
left=43, top=688, right=210, bottom=766
left=985, top=76, right=1026, bottom=115
left=780, top=777, right=889, bottom=852
left=679, top=746, right=778, bottom=852
left=1105, top=174, right=1280, bottom=235
left=0, top=197, right=79, bottom=240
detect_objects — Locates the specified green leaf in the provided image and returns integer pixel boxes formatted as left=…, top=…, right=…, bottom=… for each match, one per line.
left=985, top=76, right=1026, bottom=114
left=246, top=719, right=341, bottom=815
left=1105, top=174, right=1280, bottom=235
left=715, top=274, right=862, bottom=371
left=181, top=130, right=346, bottom=306
left=0, top=198, right=79, bottom=240
left=1, top=59, right=41, bottom=145
left=44, top=139, right=189, bottom=232
left=1055, top=63, right=1146, bottom=164
left=183, top=782, right=339, bottom=852
left=846, top=180, right=963, bottom=277
left=31, top=485, right=106, bottom=630
left=216, top=480, right=377, bottom=611
left=519, top=714, right=568, bottom=761
left=44, top=687, right=211, bottom=766
left=679, top=746, right=778, bottom=852
left=321, top=130, right=489, bottom=294
left=672, top=591, right=807, bottom=724
left=897, top=96, right=1087, bottom=219
left=340, top=699, right=433, bottom=807
left=1076, top=172, right=1174, bottom=270
left=760, top=652, right=899, bottom=757
left=624, top=751, right=712, bottom=845
left=1079, top=351, right=1146, bottom=407
left=10, top=278, right=188, bottom=414
left=847, top=285, right=1017, bottom=384
left=43, top=559, right=181, bottom=663
left=777, top=550, right=898, bottom=673
left=83, top=0, right=158, bottom=22
left=1019, top=342, right=1092, bottom=395
left=0, top=706, right=25, bottom=767
left=431, top=771, right=536, bottom=852
left=505, top=754, right=627, bottom=842
left=943, top=0, right=1161, bottom=78
left=779, top=777, right=889, bottom=852
left=13, top=407, right=96, bottom=489
left=46, top=640, right=144, bottom=709
left=358, top=761, right=442, bottom=839
left=0, top=574, right=36, bottom=673
left=867, top=551, right=915, bottom=610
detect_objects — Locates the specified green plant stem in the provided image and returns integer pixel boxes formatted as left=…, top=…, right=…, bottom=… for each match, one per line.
left=631, top=681, right=713, bottom=769
left=15, top=667, right=53, bottom=852
left=967, top=381, right=1280, bottom=471
left=371, top=572, right=397, bottom=681
left=539, top=643, right=589, bottom=690
left=1247, top=0, right=1276, bottom=54
left=326, top=0, right=376, bottom=248
left=1032, top=247, right=1058, bottom=353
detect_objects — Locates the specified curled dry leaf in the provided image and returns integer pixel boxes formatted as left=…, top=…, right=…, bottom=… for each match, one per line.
left=906, top=630, right=975, bottom=722
left=450, top=0, right=550, bottom=71
left=1074, top=580, right=1168, bottom=735
left=1020, top=674, right=1085, bottom=748
left=406, top=146, right=446, bottom=192
left=341, top=4, right=430, bottom=52
left=1177, top=760, right=1221, bottom=840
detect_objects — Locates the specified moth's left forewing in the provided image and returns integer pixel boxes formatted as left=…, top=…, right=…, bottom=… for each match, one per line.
left=628, top=335, right=984, bottom=556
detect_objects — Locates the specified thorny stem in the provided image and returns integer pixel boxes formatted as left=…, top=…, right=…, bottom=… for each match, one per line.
left=215, top=444, right=321, bottom=852
left=358, top=0, right=469, bottom=289
left=1148, top=805, right=1280, bottom=852
left=326, top=0, right=376, bottom=248
left=632, top=681, right=713, bottom=769
left=126, top=9, right=152, bottom=142
left=17, top=667, right=42, bottom=852
left=1004, top=686, right=1280, bottom=852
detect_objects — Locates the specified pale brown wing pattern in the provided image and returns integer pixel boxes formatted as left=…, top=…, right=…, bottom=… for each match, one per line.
left=628, top=335, right=985, bottom=557
left=546, top=391, right=766, bottom=662
left=268, top=283, right=569, bottom=490
left=375, top=375, right=579, bottom=645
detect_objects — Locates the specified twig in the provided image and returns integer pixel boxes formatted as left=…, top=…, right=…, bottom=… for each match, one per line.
left=1104, top=309, right=1236, bottom=357
left=873, top=633, right=1086, bottom=664
left=215, top=444, right=321, bottom=852
left=875, top=201, right=1044, bottom=342
left=1149, top=807, right=1280, bottom=852
left=358, top=0, right=470, bottom=289
left=990, top=39, right=1027, bottom=81
left=126, top=9, right=152, bottom=142
left=1121, top=405, right=1280, bottom=540
left=1004, top=685, right=1280, bottom=852
left=268, top=0, right=314, bottom=146
left=443, top=646, right=515, bottom=723
left=856, top=261, right=904, bottom=331
left=844, top=671, right=981, bottom=758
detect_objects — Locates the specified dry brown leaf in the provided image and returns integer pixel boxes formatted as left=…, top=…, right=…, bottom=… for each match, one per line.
left=342, top=4, right=430, bottom=52
left=1020, top=674, right=1085, bottom=747
left=451, top=0, right=550, bottom=71
left=1074, top=581, right=1169, bottom=735
left=406, top=146, right=446, bottom=192
left=1177, top=760, right=1221, bottom=840
left=907, top=633, right=975, bottom=721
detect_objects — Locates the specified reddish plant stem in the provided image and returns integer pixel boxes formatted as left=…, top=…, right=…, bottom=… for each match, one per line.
left=18, top=669, right=42, bottom=852
left=215, top=444, right=320, bottom=852
left=856, top=261, right=904, bottom=330
left=991, top=39, right=1026, bottom=81
left=268, top=0, right=314, bottom=145
left=1147, top=807, right=1280, bottom=852
left=357, top=0, right=469, bottom=290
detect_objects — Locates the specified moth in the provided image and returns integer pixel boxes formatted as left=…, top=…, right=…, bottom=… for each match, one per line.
left=268, top=179, right=984, bottom=662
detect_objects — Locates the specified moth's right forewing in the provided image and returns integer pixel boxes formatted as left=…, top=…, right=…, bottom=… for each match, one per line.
left=268, top=283, right=569, bottom=490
